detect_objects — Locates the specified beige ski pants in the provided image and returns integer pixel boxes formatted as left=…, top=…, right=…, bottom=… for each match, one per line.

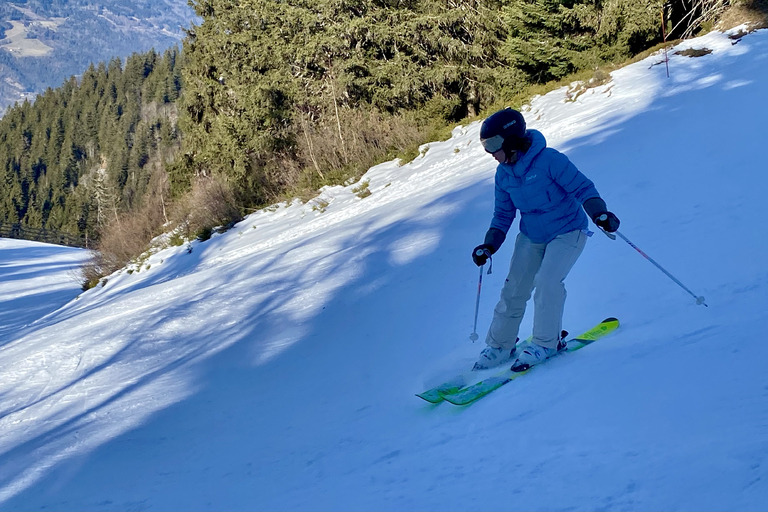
left=485, top=229, right=588, bottom=350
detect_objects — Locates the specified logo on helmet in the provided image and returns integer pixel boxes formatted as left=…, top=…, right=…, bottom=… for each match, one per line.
left=503, top=120, right=517, bottom=130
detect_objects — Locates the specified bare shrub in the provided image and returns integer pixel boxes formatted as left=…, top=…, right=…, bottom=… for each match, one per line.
left=106, top=196, right=166, bottom=258
left=80, top=170, right=170, bottom=289
left=294, top=108, right=426, bottom=188
left=171, top=174, right=242, bottom=240
left=80, top=250, right=117, bottom=290
left=672, top=0, right=733, bottom=38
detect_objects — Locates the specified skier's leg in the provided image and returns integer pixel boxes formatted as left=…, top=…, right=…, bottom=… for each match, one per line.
left=531, top=230, right=587, bottom=349
left=485, top=233, right=545, bottom=349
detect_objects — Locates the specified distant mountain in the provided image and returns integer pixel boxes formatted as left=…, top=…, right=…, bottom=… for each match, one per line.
left=0, top=0, right=197, bottom=116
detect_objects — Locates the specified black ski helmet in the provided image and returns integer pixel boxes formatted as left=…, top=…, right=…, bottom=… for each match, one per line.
left=480, top=108, right=527, bottom=154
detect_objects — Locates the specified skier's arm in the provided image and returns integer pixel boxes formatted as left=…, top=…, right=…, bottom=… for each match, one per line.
left=549, top=150, right=621, bottom=232
left=548, top=150, right=600, bottom=204
left=473, top=177, right=515, bottom=266
left=488, top=177, right=516, bottom=244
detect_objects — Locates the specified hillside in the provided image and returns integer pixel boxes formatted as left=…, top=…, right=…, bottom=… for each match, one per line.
left=1, top=26, right=767, bottom=510
left=0, top=0, right=196, bottom=115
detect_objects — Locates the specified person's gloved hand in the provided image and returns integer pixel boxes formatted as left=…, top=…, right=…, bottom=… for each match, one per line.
left=472, top=244, right=495, bottom=266
left=594, top=212, right=620, bottom=232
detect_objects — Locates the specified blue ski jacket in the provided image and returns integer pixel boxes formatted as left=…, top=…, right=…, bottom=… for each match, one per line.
left=490, top=129, right=601, bottom=244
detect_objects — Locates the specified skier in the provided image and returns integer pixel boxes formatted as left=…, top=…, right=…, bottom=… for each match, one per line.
left=472, top=107, right=620, bottom=371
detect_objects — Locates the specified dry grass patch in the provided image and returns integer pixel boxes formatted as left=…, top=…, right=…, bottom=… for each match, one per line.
left=716, top=0, right=768, bottom=30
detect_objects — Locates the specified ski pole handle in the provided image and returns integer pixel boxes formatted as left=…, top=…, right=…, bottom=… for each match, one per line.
left=474, top=248, right=493, bottom=274
left=596, top=214, right=617, bottom=240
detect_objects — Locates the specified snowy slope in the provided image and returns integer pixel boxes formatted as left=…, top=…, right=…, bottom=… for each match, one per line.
left=1, top=27, right=768, bottom=511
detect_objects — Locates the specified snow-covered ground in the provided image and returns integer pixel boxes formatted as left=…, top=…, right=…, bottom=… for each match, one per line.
left=1, top=27, right=767, bottom=511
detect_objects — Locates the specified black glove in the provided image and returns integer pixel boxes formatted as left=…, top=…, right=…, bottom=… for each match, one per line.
left=593, top=211, right=620, bottom=232
left=472, top=244, right=494, bottom=266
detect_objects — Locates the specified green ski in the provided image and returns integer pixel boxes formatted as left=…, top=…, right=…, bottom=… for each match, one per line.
left=440, top=317, right=620, bottom=406
left=416, top=335, right=535, bottom=404
left=416, top=378, right=467, bottom=404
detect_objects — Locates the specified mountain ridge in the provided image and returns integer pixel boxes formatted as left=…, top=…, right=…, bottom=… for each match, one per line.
left=0, top=0, right=196, bottom=116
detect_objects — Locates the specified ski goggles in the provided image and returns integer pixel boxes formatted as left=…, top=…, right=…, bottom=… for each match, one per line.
left=480, top=134, right=505, bottom=154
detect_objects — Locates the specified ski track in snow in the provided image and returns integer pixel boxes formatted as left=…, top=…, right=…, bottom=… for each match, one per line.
left=1, top=26, right=768, bottom=511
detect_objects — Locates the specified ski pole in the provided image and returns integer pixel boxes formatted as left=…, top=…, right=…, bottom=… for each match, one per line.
left=470, top=249, right=492, bottom=341
left=598, top=219, right=707, bottom=307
